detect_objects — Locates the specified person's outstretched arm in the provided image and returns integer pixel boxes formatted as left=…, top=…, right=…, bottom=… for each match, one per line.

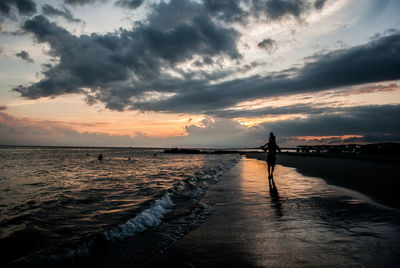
left=260, top=141, right=269, bottom=148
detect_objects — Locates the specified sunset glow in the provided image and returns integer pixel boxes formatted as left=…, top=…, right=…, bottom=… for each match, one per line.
left=294, top=135, right=364, bottom=142
left=0, top=0, right=399, bottom=147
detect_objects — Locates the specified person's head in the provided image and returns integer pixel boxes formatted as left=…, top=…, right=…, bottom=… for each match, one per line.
left=269, top=132, right=274, bottom=140
left=269, top=132, right=276, bottom=142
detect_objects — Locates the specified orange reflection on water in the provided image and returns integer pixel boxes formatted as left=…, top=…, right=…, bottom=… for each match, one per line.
left=235, top=157, right=398, bottom=267
left=238, top=157, right=334, bottom=203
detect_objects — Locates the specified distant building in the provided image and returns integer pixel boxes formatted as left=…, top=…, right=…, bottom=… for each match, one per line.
left=296, top=142, right=399, bottom=155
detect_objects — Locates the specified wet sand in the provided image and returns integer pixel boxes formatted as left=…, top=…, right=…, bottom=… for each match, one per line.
left=151, top=157, right=400, bottom=267
left=246, top=152, right=400, bottom=209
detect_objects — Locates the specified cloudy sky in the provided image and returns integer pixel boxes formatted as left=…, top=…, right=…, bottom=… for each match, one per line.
left=0, top=0, right=399, bottom=147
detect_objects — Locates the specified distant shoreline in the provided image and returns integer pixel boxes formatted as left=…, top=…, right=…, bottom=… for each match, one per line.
left=245, top=152, right=400, bottom=209
left=255, top=151, right=400, bottom=164
left=0, top=145, right=257, bottom=150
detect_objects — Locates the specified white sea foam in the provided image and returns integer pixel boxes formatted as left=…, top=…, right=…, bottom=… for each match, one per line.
left=103, top=158, right=237, bottom=242
left=104, top=193, right=174, bottom=241
left=36, top=157, right=239, bottom=263
left=199, top=158, right=238, bottom=181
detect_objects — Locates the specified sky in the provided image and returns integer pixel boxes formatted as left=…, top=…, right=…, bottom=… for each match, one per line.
left=0, top=0, right=399, bottom=148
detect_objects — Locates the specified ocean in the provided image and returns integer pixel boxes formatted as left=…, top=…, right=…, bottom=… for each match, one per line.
left=0, top=146, right=238, bottom=265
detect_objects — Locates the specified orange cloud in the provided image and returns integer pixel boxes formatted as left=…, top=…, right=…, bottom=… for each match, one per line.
left=236, top=114, right=306, bottom=127
left=332, top=82, right=399, bottom=96
left=279, top=135, right=366, bottom=146
left=0, top=111, right=212, bottom=147
left=295, top=135, right=364, bottom=141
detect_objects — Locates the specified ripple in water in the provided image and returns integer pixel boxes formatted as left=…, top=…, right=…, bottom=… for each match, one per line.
left=0, top=147, right=238, bottom=265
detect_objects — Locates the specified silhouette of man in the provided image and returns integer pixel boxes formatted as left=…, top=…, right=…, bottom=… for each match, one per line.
left=260, top=132, right=281, bottom=177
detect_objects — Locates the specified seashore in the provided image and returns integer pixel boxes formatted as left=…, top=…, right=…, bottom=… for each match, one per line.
left=16, top=153, right=400, bottom=267
left=149, top=155, right=400, bottom=267
left=246, top=152, right=400, bottom=209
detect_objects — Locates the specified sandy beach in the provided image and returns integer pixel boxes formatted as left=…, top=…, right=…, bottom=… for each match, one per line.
left=246, top=152, right=400, bottom=209
left=7, top=152, right=400, bottom=267
left=150, top=156, right=400, bottom=267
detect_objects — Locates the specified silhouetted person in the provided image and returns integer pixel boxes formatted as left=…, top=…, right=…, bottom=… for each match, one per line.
left=260, top=132, right=281, bottom=177
left=98, top=153, right=104, bottom=161
left=86, top=153, right=90, bottom=156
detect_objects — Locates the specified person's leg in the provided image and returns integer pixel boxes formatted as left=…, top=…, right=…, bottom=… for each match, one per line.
left=270, top=155, right=276, bottom=177
left=267, top=163, right=271, bottom=176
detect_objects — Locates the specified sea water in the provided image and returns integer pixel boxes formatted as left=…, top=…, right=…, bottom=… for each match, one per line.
left=0, top=146, right=238, bottom=265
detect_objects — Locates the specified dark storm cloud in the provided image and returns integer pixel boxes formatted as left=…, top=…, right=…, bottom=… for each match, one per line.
left=12, top=0, right=400, bottom=115
left=64, top=0, right=102, bottom=5
left=42, top=4, right=82, bottom=23
left=257, top=38, right=277, bottom=53
left=265, top=104, right=400, bottom=140
left=15, top=50, right=33, bottom=63
left=252, top=0, right=311, bottom=21
left=294, top=33, right=400, bottom=90
left=202, top=0, right=326, bottom=23
left=314, top=0, right=327, bottom=10
left=133, top=31, right=400, bottom=113
left=0, top=0, right=36, bottom=17
left=203, top=0, right=319, bottom=23
left=204, top=0, right=248, bottom=23
left=116, top=0, right=144, bottom=9
left=14, top=0, right=240, bottom=104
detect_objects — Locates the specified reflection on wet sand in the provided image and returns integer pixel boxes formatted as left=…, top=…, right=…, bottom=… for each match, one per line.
left=156, top=158, right=400, bottom=267
left=268, top=175, right=283, bottom=218
left=238, top=158, right=400, bottom=267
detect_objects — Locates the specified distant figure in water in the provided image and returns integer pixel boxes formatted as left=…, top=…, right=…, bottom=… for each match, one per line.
left=98, top=154, right=104, bottom=161
left=86, top=153, right=90, bottom=156
left=260, top=132, right=281, bottom=177
left=128, top=157, right=131, bottom=161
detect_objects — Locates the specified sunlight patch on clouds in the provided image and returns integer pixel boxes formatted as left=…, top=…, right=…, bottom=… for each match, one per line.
left=130, top=91, right=177, bottom=103
left=229, top=81, right=400, bottom=113
left=236, top=114, right=306, bottom=127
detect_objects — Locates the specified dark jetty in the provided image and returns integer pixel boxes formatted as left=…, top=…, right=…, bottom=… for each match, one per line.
left=164, top=148, right=202, bottom=154
left=163, top=148, right=241, bottom=154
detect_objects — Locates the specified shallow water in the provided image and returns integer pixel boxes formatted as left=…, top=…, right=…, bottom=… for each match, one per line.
left=238, top=158, right=400, bottom=266
left=2, top=149, right=399, bottom=266
left=0, top=147, right=238, bottom=265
